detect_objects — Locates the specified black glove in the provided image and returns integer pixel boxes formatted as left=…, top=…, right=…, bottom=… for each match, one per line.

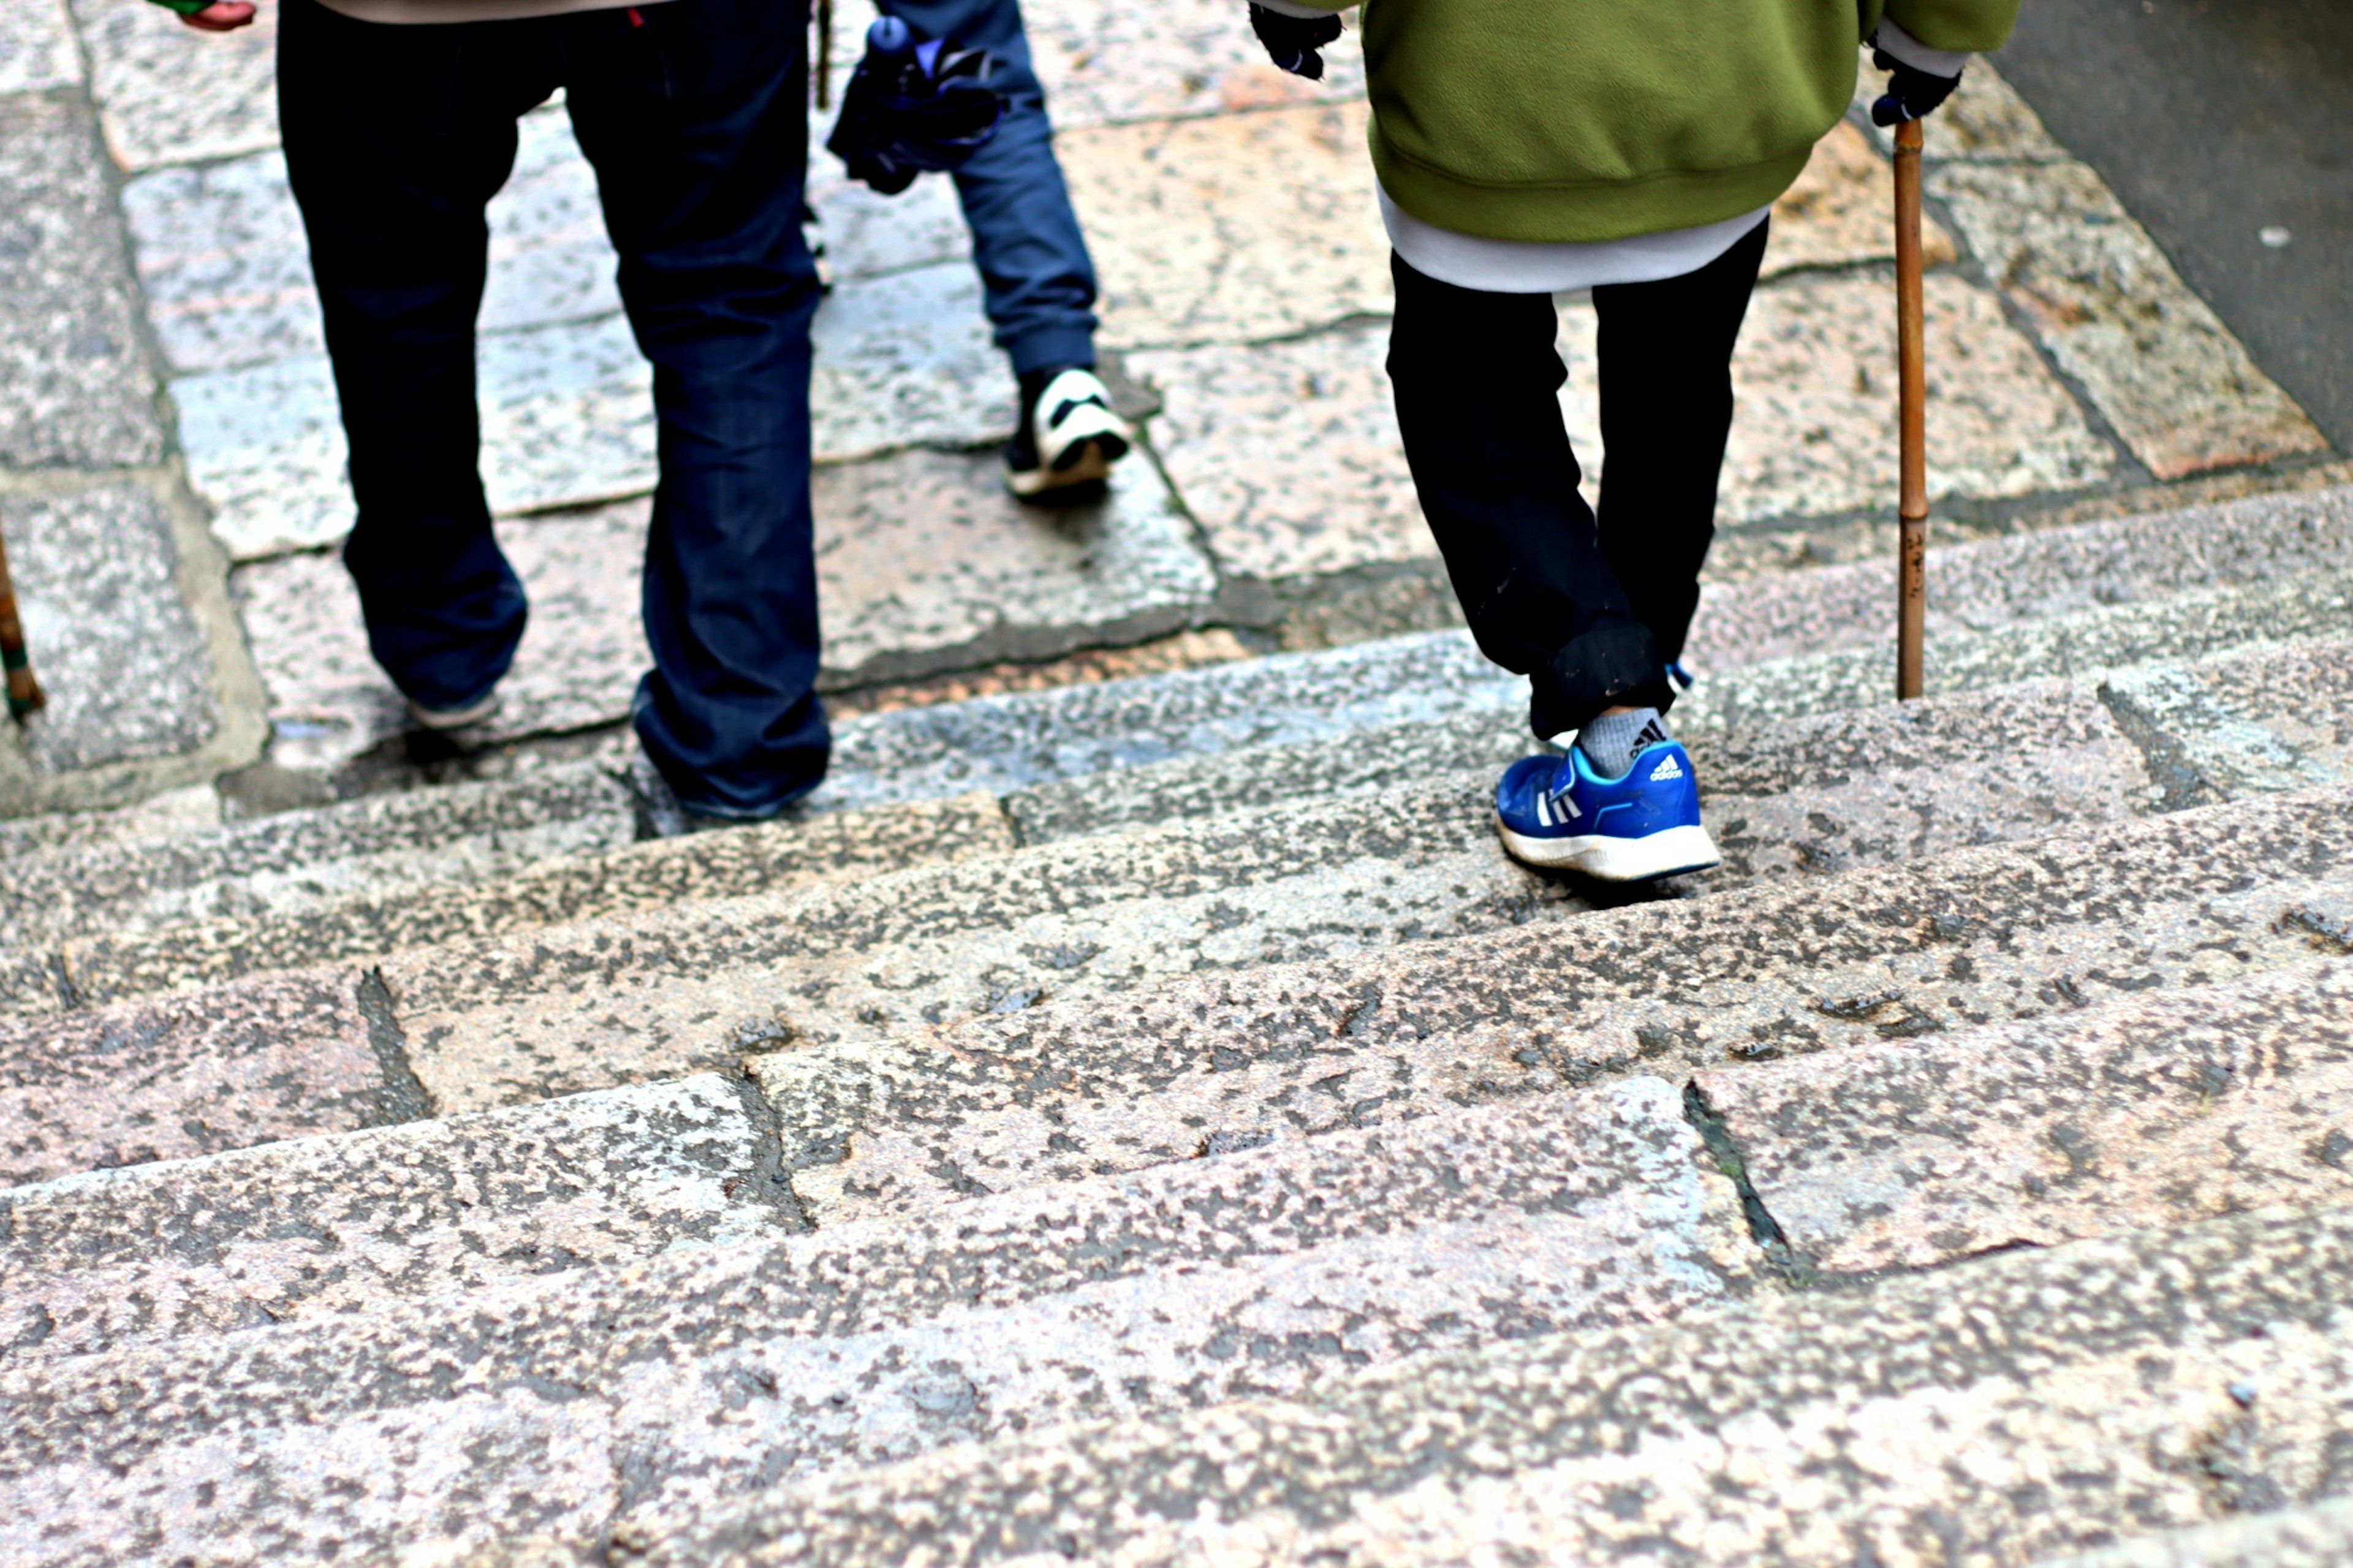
left=827, top=16, right=1006, bottom=195
left=1868, top=34, right=1962, bottom=126
left=1250, top=4, right=1343, bottom=81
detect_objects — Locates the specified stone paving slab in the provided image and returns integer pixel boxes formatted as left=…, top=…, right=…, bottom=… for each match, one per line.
left=64, top=791, right=1014, bottom=1004
left=1700, top=957, right=2353, bottom=1276
left=1067, top=102, right=1390, bottom=351
left=1, top=484, right=219, bottom=774
left=232, top=504, right=651, bottom=773
left=644, top=1206, right=2353, bottom=1568
left=72, top=0, right=277, bottom=171
left=0, top=970, right=379, bottom=1189
left=1023, top=0, right=1365, bottom=129
left=0, top=1078, right=1749, bottom=1564
left=1933, top=157, right=2327, bottom=480
left=755, top=787, right=2353, bottom=1228
left=233, top=456, right=1210, bottom=771
left=1764, top=120, right=1958, bottom=275
left=0, top=96, right=165, bottom=471
left=178, top=265, right=1020, bottom=560
left=1, top=1072, right=781, bottom=1363
left=124, top=112, right=620, bottom=379
left=0, top=0, right=78, bottom=95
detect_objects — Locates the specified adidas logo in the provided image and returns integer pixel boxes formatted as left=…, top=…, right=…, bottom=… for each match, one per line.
left=1646, top=752, right=1685, bottom=782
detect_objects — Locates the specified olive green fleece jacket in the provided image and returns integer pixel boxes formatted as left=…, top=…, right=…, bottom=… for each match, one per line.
left=1292, top=0, right=2018, bottom=243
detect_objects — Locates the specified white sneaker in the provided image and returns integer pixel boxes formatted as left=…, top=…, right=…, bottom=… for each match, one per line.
left=1005, top=367, right=1131, bottom=498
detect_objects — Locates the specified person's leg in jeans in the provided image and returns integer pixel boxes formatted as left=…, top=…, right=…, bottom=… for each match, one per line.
left=1387, top=254, right=1672, bottom=744
left=561, top=0, right=830, bottom=817
left=877, top=0, right=1097, bottom=378
left=279, top=0, right=556, bottom=714
left=1591, top=219, right=1769, bottom=671
left=866, top=0, right=1125, bottom=497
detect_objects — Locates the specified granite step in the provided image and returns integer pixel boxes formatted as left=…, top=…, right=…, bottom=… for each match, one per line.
left=759, top=783, right=2353, bottom=1227
left=2034, top=1497, right=2353, bottom=1568
left=26, top=555, right=2353, bottom=1022
left=4, top=482, right=2346, bottom=992
left=9, top=648, right=2340, bottom=1189
left=1694, top=955, right=2353, bottom=1281
left=618, top=1203, right=2353, bottom=1568
left=13, top=956, right=2348, bottom=1564
left=260, top=665, right=2172, bottom=1122
left=0, top=1073, right=795, bottom=1365
left=0, top=1078, right=1754, bottom=1562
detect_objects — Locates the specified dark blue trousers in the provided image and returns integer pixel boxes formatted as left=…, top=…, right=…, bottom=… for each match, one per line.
left=280, top=0, right=830, bottom=816
left=877, top=0, right=1099, bottom=374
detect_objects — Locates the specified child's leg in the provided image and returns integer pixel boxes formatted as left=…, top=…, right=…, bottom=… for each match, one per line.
left=1387, top=254, right=1672, bottom=741
left=1590, top=219, right=1770, bottom=668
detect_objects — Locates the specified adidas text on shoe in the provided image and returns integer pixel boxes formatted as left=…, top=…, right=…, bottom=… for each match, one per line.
left=1493, top=739, right=1720, bottom=882
left=1006, top=367, right=1132, bottom=498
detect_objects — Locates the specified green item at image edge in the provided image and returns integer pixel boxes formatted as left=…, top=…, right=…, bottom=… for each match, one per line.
left=144, top=0, right=218, bottom=14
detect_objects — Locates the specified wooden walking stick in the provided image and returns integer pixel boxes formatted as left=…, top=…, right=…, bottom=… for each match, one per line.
left=1893, top=116, right=1928, bottom=701
left=0, top=525, right=42, bottom=722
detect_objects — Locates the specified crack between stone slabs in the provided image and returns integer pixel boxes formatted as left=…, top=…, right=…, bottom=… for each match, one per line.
left=355, top=968, right=433, bottom=1127
left=1680, top=1078, right=1819, bottom=1290
left=727, top=1056, right=818, bottom=1233
left=2096, top=670, right=2224, bottom=816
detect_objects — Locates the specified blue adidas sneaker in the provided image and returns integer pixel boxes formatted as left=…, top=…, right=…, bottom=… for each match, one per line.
left=1495, top=738, right=1721, bottom=881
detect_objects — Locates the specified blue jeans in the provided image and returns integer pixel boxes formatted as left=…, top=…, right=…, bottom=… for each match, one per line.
left=281, top=0, right=830, bottom=816
left=877, top=0, right=1099, bottom=374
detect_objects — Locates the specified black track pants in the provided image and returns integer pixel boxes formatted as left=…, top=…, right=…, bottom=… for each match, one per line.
left=1386, top=219, right=1768, bottom=738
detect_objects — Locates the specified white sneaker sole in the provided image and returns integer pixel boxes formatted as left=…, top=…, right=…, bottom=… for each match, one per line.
left=1497, top=821, right=1721, bottom=882
left=1006, top=433, right=1124, bottom=497
left=406, top=691, right=501, bottom=732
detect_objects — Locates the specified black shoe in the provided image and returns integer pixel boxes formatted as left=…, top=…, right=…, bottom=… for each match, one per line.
left=1005, top=365, right=1131, bottom=499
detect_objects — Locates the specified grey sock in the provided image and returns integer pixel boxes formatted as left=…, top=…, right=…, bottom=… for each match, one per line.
left=1574, top=707, right=1669, bottom=781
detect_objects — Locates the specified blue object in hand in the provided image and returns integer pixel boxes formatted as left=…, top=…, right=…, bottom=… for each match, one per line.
left=827, top=15, right=1006, bottom=195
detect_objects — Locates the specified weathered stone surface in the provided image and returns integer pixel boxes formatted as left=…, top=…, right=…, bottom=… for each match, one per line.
left=754, top=786, right=2353, bottom=1227
left=0, top=785, right=221, bottom=860
left=1681, top=569, right=2353, bottom=737
left=645, top=1208, right=2353, bottom=1568
left=808, top=263, right=1011, bottom=460
left=810, top=629, right=1515, bottom=812
left=1711, top=269, right=2115, bottom=524
left=2104, top=659, right=2342, bottom=806
left=811, top=447, right=1213, bottom=687
left=2, top=485, right=218, bottom=773
left=0, top=1079, right=1749, bottom=1563
left=171, top=351, right=349, bottom=558
left=1683, top=482, right=2353, bottom=673
left=1763, top=120, right=1958, bottom=275
left=2039, top=1496, right=2353, bottom=1568
left=66, top=791, right=1014, bottom=1002
left=231, top=504, right=652, bottom=773
left=0, top=0, right=78, bottom=94
left=1932, top=158, right=2327, bottom=480
left=804, top=161, right=969, bottom=284
left=1023, top=0, right=1365, bottom=129
left=70, top=0, right=278, bottom=170
left=1701, top=958, right=2353, bottom=1275
left=0, top=96, right=165, bottom=469
left=1127, top=322, right=1418, bottom=583
left=0, top=971, right=379, bottom=1189
left=124, top=112, right=620, bottom=378
left=1066, top=102, right=1389, bottom=350
left=1, top=1073, right=782, bottom=1363
left=0, top=761, right=631, bottom=949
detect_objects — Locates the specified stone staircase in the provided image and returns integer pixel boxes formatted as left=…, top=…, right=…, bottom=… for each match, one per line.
left=2, top=482, right=2352, bottom=1567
